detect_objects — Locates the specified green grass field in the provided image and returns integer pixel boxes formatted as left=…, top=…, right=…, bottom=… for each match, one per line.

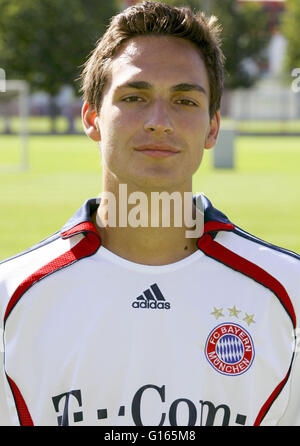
left=0, top=133, right=299, bottom=261
left=2, top=116, right=300, bottom=134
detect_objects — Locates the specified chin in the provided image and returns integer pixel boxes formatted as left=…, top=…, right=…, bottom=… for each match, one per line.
left=132, top=175, right=187, bottom=192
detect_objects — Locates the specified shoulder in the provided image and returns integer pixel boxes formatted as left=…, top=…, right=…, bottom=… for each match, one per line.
left=214, top=225, right=300, bottom=308
left=232, top=225, right=300, bottom=263
left=0, top=231, right=61, bottom=268
left=0, top=232, right=84, bottom=311
left=221, top=225, right=300, bottom=272
left=215, top=224, right=300, bottom=272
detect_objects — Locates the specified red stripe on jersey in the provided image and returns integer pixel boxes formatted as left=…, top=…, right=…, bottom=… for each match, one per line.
left=197, top=233, right=296, bottom=425
left=254, top=365, right=293, bottom=426
left=4, top=229, right=101, bottom=324
left=197, top=233, right=296, bottom=328
left=7, top=375, right=34, bottom=426
left=61, top=221, right=98, bottom=239
left=3, top=223, right=100, bottom=425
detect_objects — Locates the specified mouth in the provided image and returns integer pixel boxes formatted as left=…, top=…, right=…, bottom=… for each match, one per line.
left=134, top=144, right=180, bottom=159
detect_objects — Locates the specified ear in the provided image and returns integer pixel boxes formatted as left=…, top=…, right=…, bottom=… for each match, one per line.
left=204, top=110, right=220, bottom=150
left=81, top=101, right=101, bottom=142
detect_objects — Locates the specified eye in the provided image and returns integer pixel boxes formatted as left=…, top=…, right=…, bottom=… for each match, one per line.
left=122, top=95, right=145, bottom=103
left=175, top=98, right=198, bottom=107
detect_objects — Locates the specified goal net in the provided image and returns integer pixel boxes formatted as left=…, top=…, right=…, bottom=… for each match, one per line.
left=0, top=79, right=30, bottom=172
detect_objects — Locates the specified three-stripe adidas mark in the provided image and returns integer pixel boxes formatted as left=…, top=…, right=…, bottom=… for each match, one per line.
left=132, top=283, right=171, bottom=310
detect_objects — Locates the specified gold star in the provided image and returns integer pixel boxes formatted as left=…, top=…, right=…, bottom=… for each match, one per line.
left=243, top=313, right=256, bottom=326
left=211, top=307, right=224, bottom=320
left=228, top=305, right=241, bottom=318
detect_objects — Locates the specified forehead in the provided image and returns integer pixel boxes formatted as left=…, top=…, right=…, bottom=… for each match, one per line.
left=107, top=35, right=209, bottom=92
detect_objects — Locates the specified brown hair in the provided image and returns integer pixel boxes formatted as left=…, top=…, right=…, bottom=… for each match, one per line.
left=80, top=1, right=225, bottom=118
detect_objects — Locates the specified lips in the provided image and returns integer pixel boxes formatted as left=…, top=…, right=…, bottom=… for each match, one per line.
left=134, top=144, right=180, bottom=158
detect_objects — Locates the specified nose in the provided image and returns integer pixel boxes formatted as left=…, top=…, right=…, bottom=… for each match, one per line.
left=144, top=100, right=174, bottom=135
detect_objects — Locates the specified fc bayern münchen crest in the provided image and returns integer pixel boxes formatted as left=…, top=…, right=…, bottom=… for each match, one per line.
left=205, top=323, right=255, bottom=376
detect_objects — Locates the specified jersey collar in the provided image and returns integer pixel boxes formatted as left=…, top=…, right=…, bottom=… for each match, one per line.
left=60, top=194, right=235, bottom=240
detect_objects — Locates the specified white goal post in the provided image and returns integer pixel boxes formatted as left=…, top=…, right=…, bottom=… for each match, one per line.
left=0, top=79, right=30, bottom=172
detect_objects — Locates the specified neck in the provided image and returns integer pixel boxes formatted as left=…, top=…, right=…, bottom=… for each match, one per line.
left=93, top=180, right=204, bottom=265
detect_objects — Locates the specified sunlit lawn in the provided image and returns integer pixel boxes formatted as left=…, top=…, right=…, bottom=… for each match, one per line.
left=0, top=133, right=299, bottom=261
left=1, top=115, right=300, bottom=134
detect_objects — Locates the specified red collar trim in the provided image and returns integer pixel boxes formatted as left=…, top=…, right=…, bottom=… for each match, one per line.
left=203, top=221, right=235, bottom=235
left=60, top=220, right=235, bottom=247
left=61, top=221, right=101, bottom=240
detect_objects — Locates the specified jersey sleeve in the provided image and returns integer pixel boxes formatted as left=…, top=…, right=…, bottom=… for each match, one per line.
left=0, top=336, right=15, bottom=425
left=278, top=256, right=300, bottom=425
left=278, top=348, right=300, bottom=425
left=0, top=262, right=19, bottom=425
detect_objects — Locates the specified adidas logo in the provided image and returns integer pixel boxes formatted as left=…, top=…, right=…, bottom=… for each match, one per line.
left=132, top=283, right=171, bottom=310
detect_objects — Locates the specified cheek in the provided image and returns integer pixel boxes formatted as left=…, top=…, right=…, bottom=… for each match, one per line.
left=182, top=115, right=209, bottom=148
left=99, top=106, right=120, bottom=140
left=181, top=116, right=209, bottom=169
left=99, top=110, right=133, bottom=170
left=180, top=108, right=209, bottom=132
left=100, top=106, right=136, bottom=145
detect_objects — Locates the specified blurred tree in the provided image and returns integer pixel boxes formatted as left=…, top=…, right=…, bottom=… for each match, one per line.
left=0, top=0, right=117, bottom=133
left=212, top=0, right=270, bottom=89
left=0, top=0, right=271, bottom=131
left=281, top=0, right=300, bottom=71
left=155, top=0, right=270, bottom=90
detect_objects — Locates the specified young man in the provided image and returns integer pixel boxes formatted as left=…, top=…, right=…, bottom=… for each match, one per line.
left=0, top=1, right=300, bottom=426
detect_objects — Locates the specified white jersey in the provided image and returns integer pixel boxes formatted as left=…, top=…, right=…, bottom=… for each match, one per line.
left=0, top=195, right=299, bottom=426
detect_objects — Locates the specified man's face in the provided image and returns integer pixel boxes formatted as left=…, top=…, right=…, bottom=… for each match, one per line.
left=89, top=35, right=219, bottom=192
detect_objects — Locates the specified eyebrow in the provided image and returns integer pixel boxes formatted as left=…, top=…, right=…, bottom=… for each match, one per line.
left=171, top=83, right=207, bottom=96
left=116, top=81, right=207, bottom=96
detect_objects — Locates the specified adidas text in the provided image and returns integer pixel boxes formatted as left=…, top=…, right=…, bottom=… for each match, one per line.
left=132, top=301, right=171, bottom=310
